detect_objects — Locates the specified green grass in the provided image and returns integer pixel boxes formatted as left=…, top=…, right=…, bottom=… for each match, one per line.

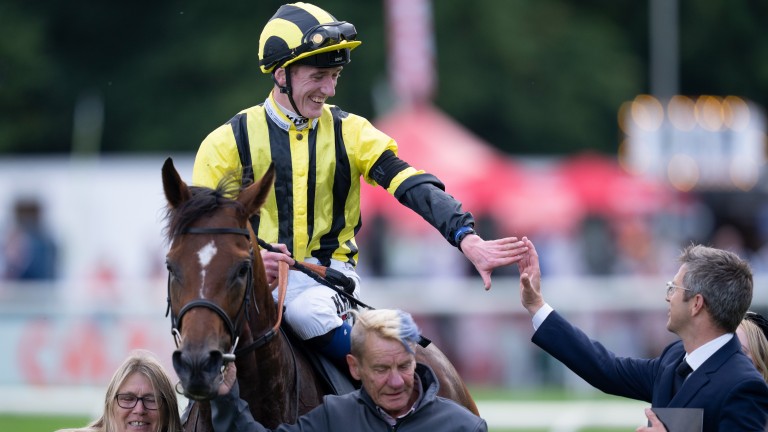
left=0, top=414, right=91, bottom=431
left=0, top=389, right=632, bottom=432
left=469, top=387, right=635, bottom=432
left=489, top=429, right=627, bottom=432
left=0, top=414, right=629, bottom=432
left=0, top=413, right=629, bottom=432
left=470, top=385, right=626, bottom=401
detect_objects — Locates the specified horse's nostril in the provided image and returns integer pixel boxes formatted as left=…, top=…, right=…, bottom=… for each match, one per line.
left=171, top=349, right=225, bottom=400
left=172, top=350, right=184, bottom=369
left=206, top=350, right=224, bottom=374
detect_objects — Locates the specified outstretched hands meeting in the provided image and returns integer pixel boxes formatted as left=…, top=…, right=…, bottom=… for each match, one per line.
left=517, top=237, right=545, bottom=316
left=461, top=234, right=528, bottom=291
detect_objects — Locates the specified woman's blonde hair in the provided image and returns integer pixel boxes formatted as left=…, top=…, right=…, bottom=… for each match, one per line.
left=740, top=319, right=768, bottom=382
left=57, top=349, right=181, bottom=432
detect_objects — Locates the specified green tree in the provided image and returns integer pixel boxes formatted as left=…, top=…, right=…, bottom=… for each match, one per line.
left=0, top=0, right=766, bottom=156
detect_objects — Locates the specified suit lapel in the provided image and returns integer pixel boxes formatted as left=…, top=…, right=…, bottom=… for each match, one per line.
left=652, top=342, right=685, bottom=406
left=672, top=336, right=740, bottom=405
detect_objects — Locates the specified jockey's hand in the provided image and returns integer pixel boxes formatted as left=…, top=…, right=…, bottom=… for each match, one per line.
left=460, top=234, right=528, bottom=290
left=218, top=362, right=237, bottom=396
left=260, top=243, right=294, bottom=288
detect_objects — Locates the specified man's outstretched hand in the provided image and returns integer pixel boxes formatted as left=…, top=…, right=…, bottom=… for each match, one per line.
left=517, top=237, right=544, bottom=316
left=461, top=235, right=528, bottom=290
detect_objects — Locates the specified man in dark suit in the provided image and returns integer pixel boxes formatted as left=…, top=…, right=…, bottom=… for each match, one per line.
left=516, top=237, right=768, bottom=431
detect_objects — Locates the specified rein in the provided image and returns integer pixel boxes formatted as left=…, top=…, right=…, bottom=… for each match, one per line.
left=255, top=237, right=432, bottom=348
left=235, top=261, right=288, bottom=358
left=166, top=226, right=288, bottom=361
left=255, top=237, right=375, bottom=311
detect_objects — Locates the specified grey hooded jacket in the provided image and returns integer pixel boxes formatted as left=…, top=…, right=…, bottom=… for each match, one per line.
left=211, top=363, right=487, bottom=432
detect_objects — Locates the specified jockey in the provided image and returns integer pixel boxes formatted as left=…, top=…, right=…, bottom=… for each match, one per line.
left=191, top=2, right=527, bottom=365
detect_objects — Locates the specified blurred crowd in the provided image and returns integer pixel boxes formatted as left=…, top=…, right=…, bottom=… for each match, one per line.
left=4, top=187, right=768, bottom=283
left=1, top=197, right=57, bottom=281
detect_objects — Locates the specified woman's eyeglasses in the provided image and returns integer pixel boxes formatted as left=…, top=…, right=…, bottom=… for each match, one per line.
left=116, top=394, right=158, bottom=410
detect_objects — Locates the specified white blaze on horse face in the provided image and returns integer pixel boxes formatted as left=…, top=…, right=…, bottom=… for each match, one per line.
left=197, top=241, right=217, bottom=297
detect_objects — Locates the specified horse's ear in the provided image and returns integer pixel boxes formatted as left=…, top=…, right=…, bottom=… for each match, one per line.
left=238, top=163, right=275, bottom=215
left=162, top=157, right=191, bottom=208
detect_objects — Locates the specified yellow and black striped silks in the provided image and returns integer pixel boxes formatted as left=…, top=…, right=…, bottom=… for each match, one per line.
left=192, top=93, right=432, bottom=266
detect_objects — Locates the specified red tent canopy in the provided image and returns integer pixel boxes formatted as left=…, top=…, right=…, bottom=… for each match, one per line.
left=361, top=104, right=522, bottom=233
left=360, top=107, right=673, bottom=237
left=556, top=152, right=673, bottom=218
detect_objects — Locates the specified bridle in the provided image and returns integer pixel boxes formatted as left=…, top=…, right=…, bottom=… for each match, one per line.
left=165, top=226, right=287, bottom=361
left=169, top=226, right=297, bottom=430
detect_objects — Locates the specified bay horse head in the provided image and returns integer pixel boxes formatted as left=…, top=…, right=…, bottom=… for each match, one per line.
left=161, top=157, right=275, bottom=401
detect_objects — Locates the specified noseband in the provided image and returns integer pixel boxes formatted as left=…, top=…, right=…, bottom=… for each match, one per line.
left=166, top=226, right=278, bottom=361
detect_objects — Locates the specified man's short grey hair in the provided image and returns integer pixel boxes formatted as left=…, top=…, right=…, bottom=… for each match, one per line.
left=679, top=244, right=753, bottom=333
left=350, top=309, right=421, bottom=356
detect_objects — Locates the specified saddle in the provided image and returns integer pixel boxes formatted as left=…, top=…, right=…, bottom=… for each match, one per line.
left=262, top=260, right=359, bottom=398
left=282, top=323, right=360, bottom=396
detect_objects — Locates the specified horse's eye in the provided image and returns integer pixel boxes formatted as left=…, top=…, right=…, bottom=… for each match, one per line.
left=166, top=261, right=178, bottom=279
left=237, top=263, right=250, bottom=279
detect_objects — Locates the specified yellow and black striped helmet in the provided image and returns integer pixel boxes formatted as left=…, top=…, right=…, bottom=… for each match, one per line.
left=259, top=2, right=362, bottom=74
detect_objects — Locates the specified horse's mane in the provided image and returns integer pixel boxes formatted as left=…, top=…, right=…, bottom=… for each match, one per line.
left=163, top=172, right=250, bottom=243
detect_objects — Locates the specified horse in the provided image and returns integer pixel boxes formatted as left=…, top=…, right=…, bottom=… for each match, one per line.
left=161, top=157, right=479, bottom=431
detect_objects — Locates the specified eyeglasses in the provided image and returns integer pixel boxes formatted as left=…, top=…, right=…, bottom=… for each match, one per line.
left=665, top=281, right=692, bottom=299
left=301, top=21, right=357, bottom=51
left=116, top=393, right=159, bottom=410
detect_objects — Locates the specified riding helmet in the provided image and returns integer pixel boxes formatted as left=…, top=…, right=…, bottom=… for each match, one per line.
left=258, top=2, right=362, bottom=74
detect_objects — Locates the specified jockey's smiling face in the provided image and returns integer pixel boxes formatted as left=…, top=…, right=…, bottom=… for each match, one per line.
left=274, top=64, right=342, bottom=119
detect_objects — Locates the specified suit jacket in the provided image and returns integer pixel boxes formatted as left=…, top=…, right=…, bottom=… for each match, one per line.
left=533, top=311, right=768, bottom=432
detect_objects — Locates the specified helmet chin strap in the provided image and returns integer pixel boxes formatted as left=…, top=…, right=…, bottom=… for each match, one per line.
left=274, top=66, right=305, bottom=119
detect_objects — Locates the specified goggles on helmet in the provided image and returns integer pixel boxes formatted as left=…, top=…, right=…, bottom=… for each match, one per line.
left=300, top=21, right=357, bottom=53
left=261, top=21, right=357, bottom=71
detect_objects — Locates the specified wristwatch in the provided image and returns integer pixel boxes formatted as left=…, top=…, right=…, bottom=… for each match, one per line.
left=454, top=226, right=476, bottom=251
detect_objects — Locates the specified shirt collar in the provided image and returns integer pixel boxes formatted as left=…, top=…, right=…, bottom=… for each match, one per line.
left=684, top=333, right=733, bottom=371
left=265, top=93, right=319, bottom=132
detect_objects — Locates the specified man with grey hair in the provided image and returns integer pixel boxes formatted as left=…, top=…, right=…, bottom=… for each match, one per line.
left=517, top=237, right=768, bottom=431
left=211, top=308, right=487, bottom=431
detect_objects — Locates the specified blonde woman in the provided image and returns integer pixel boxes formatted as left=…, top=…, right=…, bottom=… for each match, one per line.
left=737, top=311, right=768, bottom=382
left=58, top=349, right=181, bottom=432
